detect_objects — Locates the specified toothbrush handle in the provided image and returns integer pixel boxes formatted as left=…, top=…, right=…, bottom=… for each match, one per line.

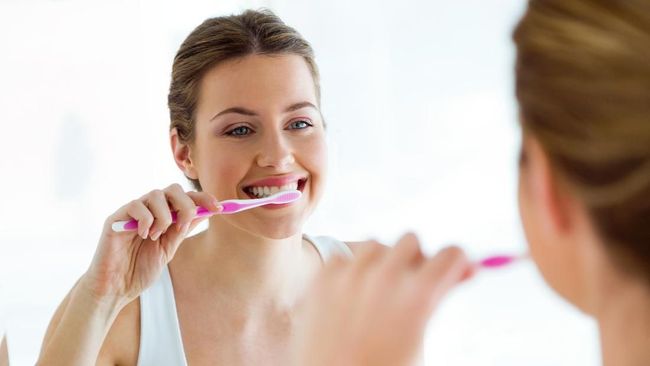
left=477, top=254, right=528, bottom=269
left=111, top=206, right=215, bottom=232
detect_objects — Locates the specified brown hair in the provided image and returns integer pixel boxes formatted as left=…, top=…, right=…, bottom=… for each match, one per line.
left=514, top=0, right=650, bottom=279
left=168, top=9, right=320, bottom=190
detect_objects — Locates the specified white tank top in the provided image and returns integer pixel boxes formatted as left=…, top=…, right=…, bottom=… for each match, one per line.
left=137, top=235, right=352, bottom=366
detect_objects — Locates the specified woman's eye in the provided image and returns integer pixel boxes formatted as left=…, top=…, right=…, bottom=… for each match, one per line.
left=226, top=126, right=253, bottom=137
left=288, top=120, right=312, bottom=130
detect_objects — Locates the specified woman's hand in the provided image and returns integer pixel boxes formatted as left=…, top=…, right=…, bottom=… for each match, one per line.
left=38, top=183, right=221, bottom=366
left=81, top=183, right=220, bottom=306
left=292, top=233, right=472, bottom=366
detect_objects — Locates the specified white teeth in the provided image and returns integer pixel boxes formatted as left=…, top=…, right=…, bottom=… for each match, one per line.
left=247, top=181, right=301, bottom=198
left=280, top=182, right=298, bottom=191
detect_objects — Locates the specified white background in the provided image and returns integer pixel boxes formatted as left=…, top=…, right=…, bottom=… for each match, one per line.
left=0, top=0, right=600, bottom=364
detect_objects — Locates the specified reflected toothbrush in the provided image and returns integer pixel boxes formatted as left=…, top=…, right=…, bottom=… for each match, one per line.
left=111, top=189, right=302, bottom=232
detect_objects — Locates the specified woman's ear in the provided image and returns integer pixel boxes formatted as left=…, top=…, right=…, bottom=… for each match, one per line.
left=525, top=134, right=575, bottom=235
left=170, top=127, right=199, bottom=179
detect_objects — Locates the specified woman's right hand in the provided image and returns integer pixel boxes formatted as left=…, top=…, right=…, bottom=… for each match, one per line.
left=291, top=233, right=473, bottom=366
left=80, top=183, right=220, bottom=307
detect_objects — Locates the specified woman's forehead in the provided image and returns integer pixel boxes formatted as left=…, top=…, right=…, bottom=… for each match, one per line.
left=198, top=54, right=318, bottom=109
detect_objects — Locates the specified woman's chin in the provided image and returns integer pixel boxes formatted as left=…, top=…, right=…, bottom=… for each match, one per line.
left=233, top=217, right=305, bottom=240
left=257, top=222, right=304, bottom=240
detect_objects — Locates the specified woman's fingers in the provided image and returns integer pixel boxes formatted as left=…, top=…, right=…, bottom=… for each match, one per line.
left=141, top=184, right=214, bottom=240
left=164, top=183, right=197, bottom=233
left=415, top=246, right=470, bottom=312
left=347, top=241, right=387, bottom=274
left=143, top=189, right=173, bottom=241
left=377, top=232, right=423, bottom=276
left=186, top=191, right=220, bottom=212
left=104, top=186, right=219, bottom=242
left=158, top=215, right=209, bottom=260
left=123, top=200, right=154, bottom=239
left=342, top=241, right=388, bottom=298
left=158, top=187, right=218, bottom=259
left=292, top=235, right=471, bottom=366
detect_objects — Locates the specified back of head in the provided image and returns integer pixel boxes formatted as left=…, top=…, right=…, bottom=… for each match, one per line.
left=513, top=0, right=650, bottom=280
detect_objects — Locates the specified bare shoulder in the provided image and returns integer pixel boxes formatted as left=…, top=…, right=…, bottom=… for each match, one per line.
left=97, top=298, right=140, bottom=366
left=344, top=240, right=390, bottom=256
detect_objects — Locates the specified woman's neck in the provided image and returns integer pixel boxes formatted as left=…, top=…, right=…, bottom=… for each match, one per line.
left=178, top=218, right=321, bottom=310
left=596, top=270, right=650, bottom=366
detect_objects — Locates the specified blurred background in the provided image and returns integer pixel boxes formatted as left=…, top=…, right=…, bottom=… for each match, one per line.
left=0, top=0, right=600, bottom=364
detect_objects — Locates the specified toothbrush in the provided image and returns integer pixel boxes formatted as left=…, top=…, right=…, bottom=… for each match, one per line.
left=111, top=190, right=302, bottom=232
left=476, top=254, right=528, bottom=269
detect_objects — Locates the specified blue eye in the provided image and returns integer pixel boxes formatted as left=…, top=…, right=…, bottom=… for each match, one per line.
left=226, top=126, right=253, bottom=137
left=288, top=120, right=312, bottom=130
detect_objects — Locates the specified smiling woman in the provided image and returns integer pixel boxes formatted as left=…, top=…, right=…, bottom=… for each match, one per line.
left=173, top=53, right=327, bottom=240
left=36, top=9, right=361, bottom=366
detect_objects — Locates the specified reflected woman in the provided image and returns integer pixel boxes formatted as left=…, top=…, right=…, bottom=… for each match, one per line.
left=37, top=10, right=383, bottom=366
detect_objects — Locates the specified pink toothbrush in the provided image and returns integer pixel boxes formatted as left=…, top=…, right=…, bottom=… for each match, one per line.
left=111, top=190, right=302, bottom=232
left=476, top=254, right=528, bottom=269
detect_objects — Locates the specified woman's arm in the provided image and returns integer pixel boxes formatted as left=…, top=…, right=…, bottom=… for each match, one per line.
left=38, top=184, right=218, bottom=365
left=38, top=277, right=126, bottom=366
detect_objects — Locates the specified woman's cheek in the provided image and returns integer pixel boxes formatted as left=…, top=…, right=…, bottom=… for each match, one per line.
left=198, top=154, right=245, bottom=195
left=304, top=133, right=328, bottom=170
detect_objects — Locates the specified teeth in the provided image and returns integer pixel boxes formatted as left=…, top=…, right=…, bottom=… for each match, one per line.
left=247, top=182, right=300, bottom=198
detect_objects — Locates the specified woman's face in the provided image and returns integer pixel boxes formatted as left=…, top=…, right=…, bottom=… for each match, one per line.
left=187, top=54, right=326, bottom=239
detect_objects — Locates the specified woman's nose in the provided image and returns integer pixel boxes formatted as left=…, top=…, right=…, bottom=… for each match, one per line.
left=255, top=133, right=295, bottom=169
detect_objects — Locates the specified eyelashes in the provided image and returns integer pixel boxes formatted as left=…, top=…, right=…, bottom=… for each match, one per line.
left=222, top=119, right=314, bottom=138
left=287, top=119, right=313, bottom=130
left=225, top=125, right=253, bottom=137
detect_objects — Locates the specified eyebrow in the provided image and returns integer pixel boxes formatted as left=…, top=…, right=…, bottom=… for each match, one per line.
left=209, top=101, right=318, bottom=122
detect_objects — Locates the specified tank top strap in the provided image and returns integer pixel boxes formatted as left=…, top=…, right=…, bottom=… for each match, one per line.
left=138, top=265, right=188, bottom=366
left=303, top=234, right=354, bottom=262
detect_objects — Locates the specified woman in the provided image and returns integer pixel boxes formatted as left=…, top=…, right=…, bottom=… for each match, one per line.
left=37, top=9, right=376, bottom=365
left=293, top=1, right=650, bottom=365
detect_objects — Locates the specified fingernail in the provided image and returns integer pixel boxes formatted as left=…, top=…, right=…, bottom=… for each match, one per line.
left=141, top=229, right=149, bottom=239
left=212, top=199, right=221, bottom=210
left=215, top=205, right=223, bottom=212
left=151, top=231, right=161, bottom=241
